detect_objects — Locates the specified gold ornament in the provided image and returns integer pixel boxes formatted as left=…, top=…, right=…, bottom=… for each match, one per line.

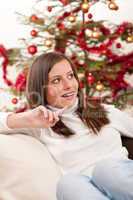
left=68, top=14, right=76, bottom=23
left=92, top=31, right=101, bottom=39
left=45, top=39, right=53, bottom=47
left=108, top=2, right=119, bottom=10
left=126, top=35, right=133, bottom=43
left=92, top=27, right=101, bottom=39
left=81, top=2, right=89, bottom=13
left=85, top=29, right=93, bottom=37
left=96, top=82, right=104, bottom=91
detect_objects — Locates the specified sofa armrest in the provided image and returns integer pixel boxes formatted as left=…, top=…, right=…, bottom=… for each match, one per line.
left=121, top=136, right=133, bottom=160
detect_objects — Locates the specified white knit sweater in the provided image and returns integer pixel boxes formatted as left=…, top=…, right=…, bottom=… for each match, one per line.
left=0, top=99, right=133, bottom=176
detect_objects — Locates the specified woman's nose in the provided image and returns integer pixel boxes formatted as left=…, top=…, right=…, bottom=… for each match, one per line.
left=62, top=78, right=72, bottom=89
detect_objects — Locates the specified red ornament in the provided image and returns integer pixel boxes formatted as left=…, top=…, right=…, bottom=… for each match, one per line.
left=87, top=73, right=95, bottom=85
left=79, top=81, right=84, bottom=89
left=63, top=12, right=70, bottom=18
left=12, top=98, right=18, bottom=104
left=30, top=29, right=38, bottom=37
left=88, top=13, right=93, bottom=19
left=30, top=14, right=38, bottom=23
left=116, top=23, right=127, bottom=34
left=116, top=43, right=122, bottom=48
left=77, top=30, right=84, bottom=37
left=27, top=45, right=37, bottom=55
left=59, top=0, right=69, bottom=6
left=57, top=23, right=65, bottom=30
left=47, top=6, right=52, bottom=12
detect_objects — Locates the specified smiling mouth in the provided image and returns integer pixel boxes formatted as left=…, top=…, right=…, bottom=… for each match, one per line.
left=61, top=92, right=75, bottom=98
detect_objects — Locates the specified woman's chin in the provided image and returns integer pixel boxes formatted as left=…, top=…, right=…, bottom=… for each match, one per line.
left=61, top=95, right=77, bottom=107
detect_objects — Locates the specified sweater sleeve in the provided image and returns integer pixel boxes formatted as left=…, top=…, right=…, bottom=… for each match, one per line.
left=0, top=112, right=41, bottom=138
left=104, top=104, right=133, bottom=138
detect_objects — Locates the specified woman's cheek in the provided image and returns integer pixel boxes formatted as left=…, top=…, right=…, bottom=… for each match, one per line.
left=48, top=86, right=59, bottom=98
left=48, top=89, right=56, bottom=97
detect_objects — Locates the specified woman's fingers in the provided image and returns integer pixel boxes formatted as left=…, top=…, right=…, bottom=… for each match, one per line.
left=38, top=106, right=58, bottom=123
left=48, top=110, right=60, bottom=124
left=53, top=111, right=59, bottom=122
left=47, top=110, right=54, bottom=123
left=37, top=105, right=48, bottom=119
left=36, top=105, right=61, bottom=126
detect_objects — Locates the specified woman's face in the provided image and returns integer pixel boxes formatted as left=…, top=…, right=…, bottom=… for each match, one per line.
left=47, top=59, right=79, bottom=108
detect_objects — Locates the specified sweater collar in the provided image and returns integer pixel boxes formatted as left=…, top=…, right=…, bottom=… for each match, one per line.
left=46, top=97, right=79, bottom=115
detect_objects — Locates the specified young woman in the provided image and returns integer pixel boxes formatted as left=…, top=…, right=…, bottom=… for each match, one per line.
left=1, top=52, right=133, bottom=200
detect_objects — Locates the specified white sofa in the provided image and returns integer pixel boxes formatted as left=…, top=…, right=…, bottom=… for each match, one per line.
left=0, top=108, right=132, bottom=200
left=0, top=134, right=61, bottom=200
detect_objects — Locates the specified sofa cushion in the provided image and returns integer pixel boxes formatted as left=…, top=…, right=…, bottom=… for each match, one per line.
left=0, top=134, right=61, bottom=200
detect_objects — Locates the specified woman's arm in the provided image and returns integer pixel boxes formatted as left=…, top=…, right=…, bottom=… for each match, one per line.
left=0, top=112, right=41, bottom=137
left=0, top=105, right=60, bottom=136
left=104, top=104, right=133, bottom=138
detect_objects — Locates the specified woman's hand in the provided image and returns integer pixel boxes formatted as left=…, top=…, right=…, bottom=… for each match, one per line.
left=7, top=105, right=65, bottom=129
left=28, top=105, right=60, bottom=128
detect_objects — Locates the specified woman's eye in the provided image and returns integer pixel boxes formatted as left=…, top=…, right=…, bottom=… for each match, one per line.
left=68, top=73, right=74, bottom=79
left=51, top=73, right=74, bottom=84
left=52, top=78, right=60, bottom=84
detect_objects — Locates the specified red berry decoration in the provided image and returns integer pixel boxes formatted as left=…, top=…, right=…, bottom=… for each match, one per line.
left=30, top=14, right=38, bottom=23
left=87, top=73, right=95, bottom=85
left=116, top=43, right=122, bottom=48
left=88, top=13, right=93, bottom=19
left=57, top=23, right=65, bottom=30
left=47, top=6, right=52, bottom=12
left=12, top=98, right=18, bottom=104
left=30, top=30, right=38, bottom=37
left=27, top=45, right=37, bottom=55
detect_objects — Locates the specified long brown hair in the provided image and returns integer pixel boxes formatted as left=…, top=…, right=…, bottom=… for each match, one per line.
left=26, top=52, right=110, bottom=137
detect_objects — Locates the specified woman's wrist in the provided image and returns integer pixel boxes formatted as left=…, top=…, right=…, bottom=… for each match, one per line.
left=7, top=112, right=31, bottom=129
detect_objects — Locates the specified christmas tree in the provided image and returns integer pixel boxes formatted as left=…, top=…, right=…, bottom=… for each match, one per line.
left=0, top=0, right=133, bottom=112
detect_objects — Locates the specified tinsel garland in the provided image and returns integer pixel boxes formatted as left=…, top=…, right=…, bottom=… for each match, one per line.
left=0, top=45, right=26, bottom=92
left=76, top=22, right=130, bottom=55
